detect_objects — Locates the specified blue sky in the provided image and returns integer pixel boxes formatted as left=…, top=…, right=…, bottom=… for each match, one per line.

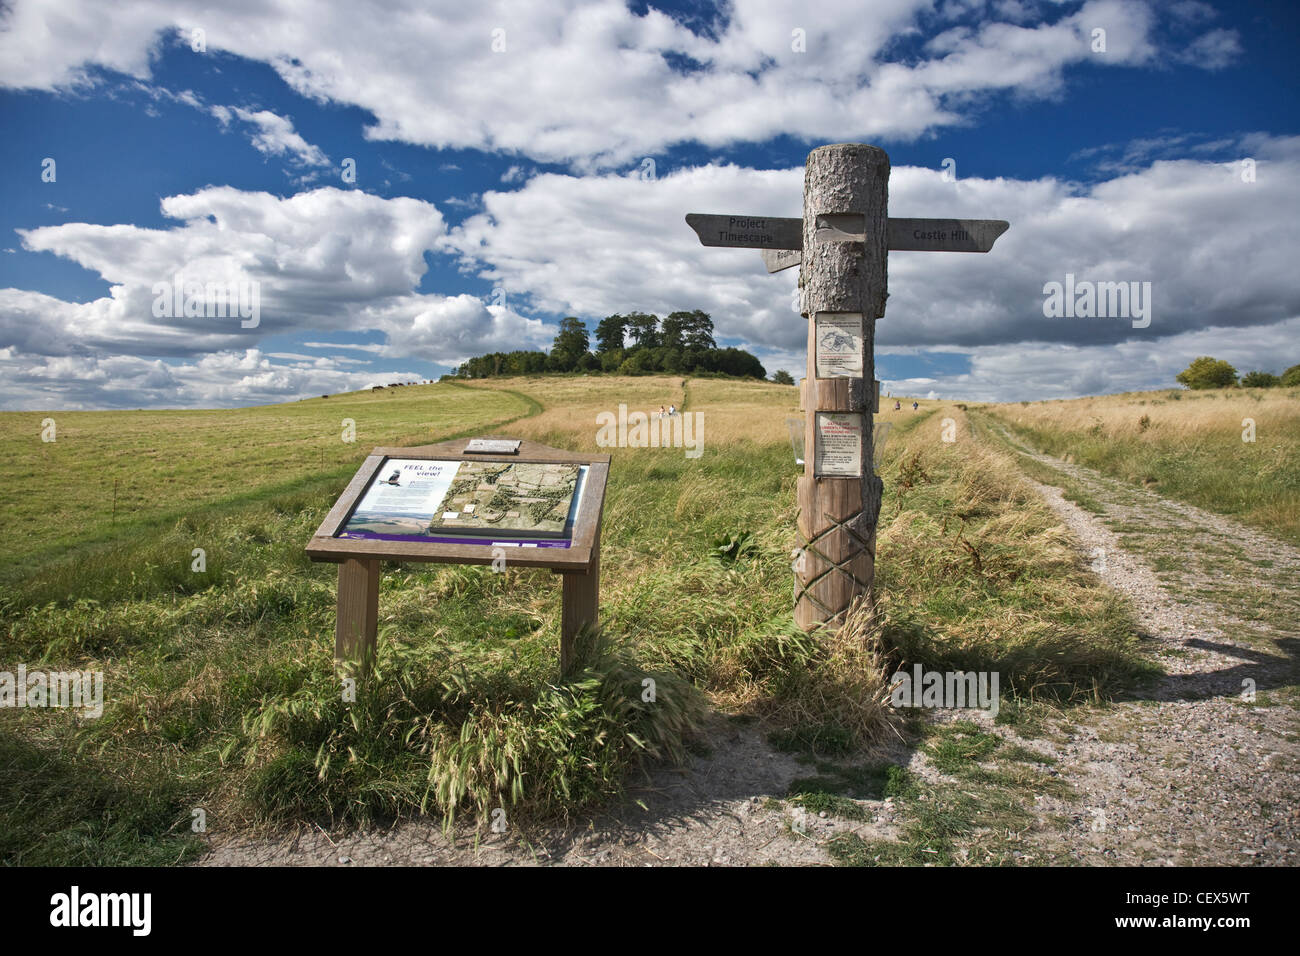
left=0, top=0, right=1297, bottom=408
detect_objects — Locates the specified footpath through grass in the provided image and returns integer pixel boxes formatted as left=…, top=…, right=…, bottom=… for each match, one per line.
left=982, top=388, right=1300, bottom=545
left=1, top=379, right=1153, bottom=864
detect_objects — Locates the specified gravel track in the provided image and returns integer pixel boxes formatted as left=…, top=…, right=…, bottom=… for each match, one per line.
left=199, top=430, right=1299, bottom=867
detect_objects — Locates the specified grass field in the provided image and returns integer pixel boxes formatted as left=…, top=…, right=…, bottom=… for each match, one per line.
left=983, top=388, right=1300, bottom=545
left=0, top=383, right=532, bottom=580
left=0, top=376, right=1150, bottom=865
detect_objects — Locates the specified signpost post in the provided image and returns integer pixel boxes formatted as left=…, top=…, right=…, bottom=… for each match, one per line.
left=307, top=437, right=610, bottom=675
left=686, top=143, right=1009, bottom=630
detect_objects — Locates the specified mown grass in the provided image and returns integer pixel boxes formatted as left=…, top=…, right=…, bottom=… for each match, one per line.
left=0, top=382, right=530, bottom=579
left=984, top=388, right=1300, bottom=545
left=1, top=378, right=1154, bottom=865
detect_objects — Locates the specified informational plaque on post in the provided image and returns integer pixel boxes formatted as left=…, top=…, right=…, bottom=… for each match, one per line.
left=814, top=412, right=864, bottom=477
left=337, top=457, right=586, bottom=548
left=814, top=313, right=864, bottom=378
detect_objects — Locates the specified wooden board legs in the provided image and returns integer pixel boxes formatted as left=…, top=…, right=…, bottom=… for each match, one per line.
left=558, top=540, right=600, bottom=676
left=332, top=545, right=601, bottom=678
left=335, top=557, right=379, bottom=673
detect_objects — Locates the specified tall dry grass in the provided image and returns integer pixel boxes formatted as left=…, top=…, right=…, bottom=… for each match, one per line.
left=986, top=387, right=1300, bottom=543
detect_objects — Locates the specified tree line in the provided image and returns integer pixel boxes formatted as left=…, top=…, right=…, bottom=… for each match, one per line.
left=1176, top=356, right=1300, bottom=390
left=452, top=310, right=767, bottom=380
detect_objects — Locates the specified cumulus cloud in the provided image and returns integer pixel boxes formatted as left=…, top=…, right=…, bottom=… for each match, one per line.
left=7, top=185, right=462, bottom=353
left=5, top=134, right=1297, bottom=406
left=211, top=105, right=329, bottom=167
left=0, top=0, right=1238, bottom=168
left=897, top=316, right=1300, bottom=401
left=445, top=133, right=1300, bottom=362
left=0, top=184, right=553, bottom=405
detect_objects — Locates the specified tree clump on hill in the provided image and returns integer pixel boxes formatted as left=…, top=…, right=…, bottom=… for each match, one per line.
left=772, top=369, right=796, bottom=385
left=1175, top=356, right=1238, bottom=390
left=1174, top=358, right=1300, bottom=390
left=454, top=310, right=766, bottom=380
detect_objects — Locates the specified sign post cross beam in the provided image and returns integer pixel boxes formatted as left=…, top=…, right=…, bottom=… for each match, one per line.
left=685, top=143, right=1010, bottom=630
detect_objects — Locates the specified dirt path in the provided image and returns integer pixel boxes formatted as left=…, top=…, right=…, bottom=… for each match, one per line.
left=983, top=418, right=1299, bottom=865
left=199, top=423, right=1299, bottom=867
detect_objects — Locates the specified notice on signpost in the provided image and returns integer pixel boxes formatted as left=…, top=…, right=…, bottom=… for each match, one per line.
left=815, top=413, right=864, bottom=477
left=815, top=313, right=864, bottom=378
left=338, top=458, right=585, bottom=546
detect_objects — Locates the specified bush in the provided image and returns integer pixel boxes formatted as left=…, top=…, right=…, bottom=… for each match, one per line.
left=1241, top=371, right=1280, bottom=388
left=1175, top=356, right=1237, bottom=390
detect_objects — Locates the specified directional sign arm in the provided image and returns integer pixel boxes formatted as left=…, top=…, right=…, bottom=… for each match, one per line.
left=688, top=213, right=1010, bottom=272
left=886, top=218, right=1009, bottom=253
left=685, top=213, right=802, bottom=250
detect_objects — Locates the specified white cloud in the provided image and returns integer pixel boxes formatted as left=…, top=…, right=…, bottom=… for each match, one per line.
left=0, top=347, right=418, bottom=409
left=904, top=316, right=1300, bottom=401
left=211, top=105, right=329, bottom=167
left=444, top=133, right=1300, bottom=363
left=0, top=0, right=1236, bottom=168
left=0, top=185, right=553, bottom=402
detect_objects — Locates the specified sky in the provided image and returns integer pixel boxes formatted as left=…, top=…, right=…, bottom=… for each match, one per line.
left=0, top=0, right=1296, bottom=409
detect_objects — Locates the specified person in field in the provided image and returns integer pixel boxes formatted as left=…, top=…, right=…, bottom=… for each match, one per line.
left=912, top=401, right=919, bottom=411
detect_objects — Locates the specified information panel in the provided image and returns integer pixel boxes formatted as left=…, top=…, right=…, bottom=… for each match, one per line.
left=815, top=312, right=864, bottom=378
left=336, top=457, right=587, bottom=548
left=814, top=412, right=864, bottom=477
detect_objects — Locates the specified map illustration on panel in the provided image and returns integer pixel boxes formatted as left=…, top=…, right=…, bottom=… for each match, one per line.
left=428, top=461, right=580, bottom=536
left=338, top=458, right=583, bottom=543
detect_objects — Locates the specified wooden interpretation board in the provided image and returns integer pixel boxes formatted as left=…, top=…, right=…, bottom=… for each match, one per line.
left=307, top=437, right=610, bottom=674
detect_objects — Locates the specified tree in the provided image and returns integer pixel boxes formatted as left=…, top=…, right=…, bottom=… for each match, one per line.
left=659, top=312, right=685, bottom=350
left=772, top=369, right=795, bottom=385
left=678, top=309, right=716, bottom=352
left=549, top=317, right=590, bottom=372
left=1282, top=364, right=1300, bottom=387
left=622, top=312, right=660, bottom=349
left=593, top=314, right=626, bottom=354
left=1241, top=371, right=1280, bottom=388
left=1176, top=356, right=1237, bottom=390
left=552, top=316, right=589, bottom=356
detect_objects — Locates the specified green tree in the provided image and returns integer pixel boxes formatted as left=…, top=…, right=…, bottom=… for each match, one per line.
left=772, top=369, right=795, bottom=385
left=618, top=349, right=654, bottom=375
left=660, top=312, right=686, bottom=350
left=659, top=311, right=715, bottom=351
left=1241, top=371, right=1280, bottom=388
left=1176, top=356, right=1238, bottom=390
left=549, top=317, right=590, bottom=371
left=552, top=316, right=589, bottom=356
left=623, top=312, right=660, bottom=349
left=1281, top=364, right=1300, bottom=387
left=593, top=314, right=626, bottom=353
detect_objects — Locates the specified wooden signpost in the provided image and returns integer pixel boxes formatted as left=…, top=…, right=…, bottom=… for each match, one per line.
left=687, top=143, right=1009, bottom=630
left=307, top=437, right=609, bottom=675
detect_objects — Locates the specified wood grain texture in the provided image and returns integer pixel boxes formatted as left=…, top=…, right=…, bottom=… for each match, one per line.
left=796, top=144, right=888, bottom=629
left=558, top=536, right=600, bottom=675
left=335, top=557, right=379, bottom=668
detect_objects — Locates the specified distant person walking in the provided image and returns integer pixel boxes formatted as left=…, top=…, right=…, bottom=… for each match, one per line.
left=894, top=400, right=901, bottom=411
left=668, top=404, right=676, bottom=416
left=659, top=405, right=666, bottom=419
left=911, top=401, right=919, bottom=411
